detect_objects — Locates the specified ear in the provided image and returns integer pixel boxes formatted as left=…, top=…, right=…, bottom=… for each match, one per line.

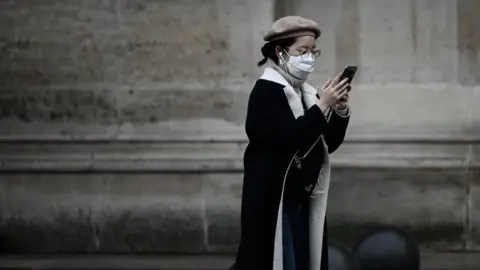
left=275, top=46, right=283, bottom=58
left=275, top=46, right=285, bottom=63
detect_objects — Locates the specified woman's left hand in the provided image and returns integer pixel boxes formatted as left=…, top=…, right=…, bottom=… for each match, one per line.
left=334, top=90, right=350, bottom=110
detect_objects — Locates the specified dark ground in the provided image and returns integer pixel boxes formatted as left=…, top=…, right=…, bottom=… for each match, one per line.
left=0, top=253, right=479, bottom=270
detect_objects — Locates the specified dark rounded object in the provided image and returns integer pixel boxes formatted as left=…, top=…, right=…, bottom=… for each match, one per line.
left=352, top=225, right=420, bottom=270
left=328, top=242, right=360, bottom=270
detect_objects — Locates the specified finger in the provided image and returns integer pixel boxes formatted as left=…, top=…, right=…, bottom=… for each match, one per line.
left=332, top=73, right=342, bottom=85
left=332, top=79, right=349, bottom=92
left=336, top=85, right=349, bottom=97
left=322, top=78, right=332, bottom=89
left=328, top=79, right=337, bottom=90
left=334, top=80, right=349, bottom=92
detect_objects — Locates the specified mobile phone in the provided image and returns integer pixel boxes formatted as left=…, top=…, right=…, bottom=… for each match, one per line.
left=339, top=65, right=358, bottom=88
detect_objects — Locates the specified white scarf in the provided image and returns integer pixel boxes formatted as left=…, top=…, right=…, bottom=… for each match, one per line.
left=259, top=67, right=332, bottom=270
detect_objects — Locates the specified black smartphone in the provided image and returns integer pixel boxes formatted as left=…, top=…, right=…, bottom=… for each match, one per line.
left=339, top=65, right=358, bottom=89
left=315, top=66, right=358, bottom=100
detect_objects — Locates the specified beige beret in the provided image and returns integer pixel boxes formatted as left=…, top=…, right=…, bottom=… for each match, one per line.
left=264, top=16, right=321, bottom=42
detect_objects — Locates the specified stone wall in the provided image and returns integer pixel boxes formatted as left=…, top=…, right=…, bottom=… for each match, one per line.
left=0, top=0, right=479, bottom=253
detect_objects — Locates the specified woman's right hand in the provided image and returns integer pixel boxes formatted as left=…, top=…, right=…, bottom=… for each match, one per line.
left=316, top=73, right=350, bottom=112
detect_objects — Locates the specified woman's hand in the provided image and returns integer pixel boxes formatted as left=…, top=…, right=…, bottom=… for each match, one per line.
left=335, top=91, right=350, bottom=110
left=316, top=73, right=349, bottom=112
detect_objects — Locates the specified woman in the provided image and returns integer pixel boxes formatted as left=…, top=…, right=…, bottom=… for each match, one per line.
left=233, top=16, right=351, bottom=270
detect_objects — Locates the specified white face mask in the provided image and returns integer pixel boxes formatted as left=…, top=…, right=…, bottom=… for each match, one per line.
left=281, top=51, right=316, bottom=80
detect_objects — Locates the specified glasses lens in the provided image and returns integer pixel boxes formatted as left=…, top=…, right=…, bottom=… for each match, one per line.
left=313, top=50, right=322, bottom=59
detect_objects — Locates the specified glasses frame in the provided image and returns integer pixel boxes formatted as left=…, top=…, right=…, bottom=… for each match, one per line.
left=287, top=47, right=322, bottom=59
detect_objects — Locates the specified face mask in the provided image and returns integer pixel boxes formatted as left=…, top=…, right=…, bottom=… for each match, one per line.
left=281, top=51, right=316, bottom=80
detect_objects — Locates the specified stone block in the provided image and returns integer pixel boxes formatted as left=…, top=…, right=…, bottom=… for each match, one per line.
left=0, top=0, right=15, bottom=87
left=0, top=87, right=248, bottom=128
left=0, top=174, right=104, bottom=253
left=331, top=142, right=469, bottom=168
left=338, top=0, right=458, bottom=84
left=115, top=88, right=248, bottom=125
left=470, top=87, right=480, bottom=138
left=0, top=0, right=14, bottom=47
left=0, top=211, right=98, bottom=253
left=204, top=174, right=242, bottom=252
left=410, top=0, right=458, bottom=83
left=334, top=0, right=360, bottom=72
left=290, top=0, right=339, bottom=80
left=346, top=85, right=475, bottom=139
left=456, top=0, right=480, bottom=85
left=3, top=0, right=121, bottom=87
left=0, top=88, right=118, bottom=125
left=327, top=168, right=467, bottom=250
left=247, top=0, right=275, bottom=78
left=467, top=136, right=480, bottom=250
left=98, top=207, right=205, bottom=254
left=357, top=0, right=415, bottom=83
left=97, top=174, right=206, bottom=253
left=467, top=170, right=480, bottom=250
left=0, top=173, right=208, bottom=253
left=117, top=0, right=233, bottom=84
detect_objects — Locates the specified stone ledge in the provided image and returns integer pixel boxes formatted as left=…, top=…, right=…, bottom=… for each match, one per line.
left=0, top=139, right=478, bottom=171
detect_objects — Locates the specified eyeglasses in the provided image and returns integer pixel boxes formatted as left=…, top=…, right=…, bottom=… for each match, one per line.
left=288, top=48, right=322, bottom=59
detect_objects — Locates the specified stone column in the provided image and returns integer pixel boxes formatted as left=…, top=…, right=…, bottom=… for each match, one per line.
left=291, top=0, right=477, bottom=250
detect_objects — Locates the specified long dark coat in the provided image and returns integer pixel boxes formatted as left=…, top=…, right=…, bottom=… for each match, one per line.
left=233, top=67, right=350, bottom=270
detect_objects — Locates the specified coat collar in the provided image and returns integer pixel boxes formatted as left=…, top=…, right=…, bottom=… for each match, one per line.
left=260, top=67, right=318, bottom=119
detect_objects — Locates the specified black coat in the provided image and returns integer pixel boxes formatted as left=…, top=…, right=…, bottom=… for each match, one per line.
left=234, top=70, right=350, bottom=270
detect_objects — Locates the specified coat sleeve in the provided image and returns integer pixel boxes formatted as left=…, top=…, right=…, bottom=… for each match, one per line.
left=245, top=83, right=329, bottom=154
left=324, top=107, right=350, bottom=153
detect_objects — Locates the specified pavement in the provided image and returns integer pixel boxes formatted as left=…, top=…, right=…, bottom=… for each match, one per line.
left=0, top=253, right=479, bottom=270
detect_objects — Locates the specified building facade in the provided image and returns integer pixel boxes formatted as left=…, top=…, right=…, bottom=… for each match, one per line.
left=0, top=0, right=479, bottom=253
